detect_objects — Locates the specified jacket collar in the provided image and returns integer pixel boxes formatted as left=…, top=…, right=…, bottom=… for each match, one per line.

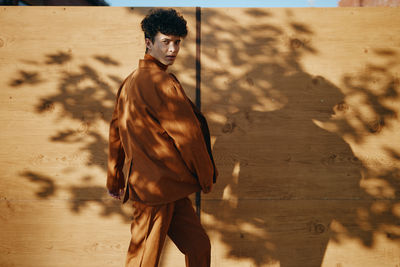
left=139, top=54, right=168, bottom=71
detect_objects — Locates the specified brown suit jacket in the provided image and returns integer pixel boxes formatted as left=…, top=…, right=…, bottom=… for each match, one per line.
left=107, top=55, right=217, bottom=205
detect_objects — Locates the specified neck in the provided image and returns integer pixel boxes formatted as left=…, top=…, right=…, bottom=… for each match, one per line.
left=144, top=54, right=168, bottom=71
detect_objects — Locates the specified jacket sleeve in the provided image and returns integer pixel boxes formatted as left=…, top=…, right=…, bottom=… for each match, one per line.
left=106, top=81, right=126, bottom=193
left=156, top=75, right=215, bottom=193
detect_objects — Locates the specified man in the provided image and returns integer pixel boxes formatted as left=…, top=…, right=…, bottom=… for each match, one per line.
left=107, top=8, right=217, bottom=267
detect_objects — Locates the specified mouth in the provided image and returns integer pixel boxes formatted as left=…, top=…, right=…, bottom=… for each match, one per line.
left=166, top=55, right=176, bottom=61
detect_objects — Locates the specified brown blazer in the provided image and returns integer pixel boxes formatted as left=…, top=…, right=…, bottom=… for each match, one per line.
left=107, top=55, right=217, bottom=205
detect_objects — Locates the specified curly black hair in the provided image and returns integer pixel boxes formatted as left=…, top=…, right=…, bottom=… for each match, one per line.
left=141, top=8, right=188, bottom=42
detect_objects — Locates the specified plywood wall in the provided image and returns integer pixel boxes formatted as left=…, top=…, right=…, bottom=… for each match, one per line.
left=1, top=6, right=400, bottom=267
left=201, top=7, right=400, bottom=267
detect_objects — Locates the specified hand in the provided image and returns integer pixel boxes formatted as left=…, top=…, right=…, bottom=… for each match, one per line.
left=202, top=184, right=212, bottom=194
left=107, top=169, right=125, bottom=200
left=108, top=188, right=124, bottom=200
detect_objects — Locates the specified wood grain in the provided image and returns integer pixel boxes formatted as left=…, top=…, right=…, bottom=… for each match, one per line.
left=1, top=6, right=400, bottom=267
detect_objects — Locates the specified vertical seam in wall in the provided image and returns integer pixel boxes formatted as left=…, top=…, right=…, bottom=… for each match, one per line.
left=195, top=6, right=202, bottom=219
left=195, top=6, right=201, bottom=110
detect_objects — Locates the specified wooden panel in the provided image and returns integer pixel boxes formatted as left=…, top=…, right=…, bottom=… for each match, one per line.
left=1, top=6, right=400, bottom=267
left=201, top=7, right=400, bottom=267
left=203, top=199, right=400, bottom=267
left=0, top=199, right=185, bottom=267
left=0, top=6, right=194, bottom=267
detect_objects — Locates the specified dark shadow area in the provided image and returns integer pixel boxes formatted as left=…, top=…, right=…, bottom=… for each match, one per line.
left=199, top=8, right=400, bottom=267
left=68, top=176, right=131, bottom=222
left=21, top=171, right=56, bottom=198
left=45, top=51, right=72, bottom=65
left=10, top=70, right=43, bottom=87
left=93, top=55, right=120, bottom=66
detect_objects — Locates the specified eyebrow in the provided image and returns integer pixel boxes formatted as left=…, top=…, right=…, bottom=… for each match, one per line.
left=161, top=38, right=181, bottom=42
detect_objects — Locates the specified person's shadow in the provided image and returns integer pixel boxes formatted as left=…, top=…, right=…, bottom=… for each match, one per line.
left=199, top=8, right=400, bottom=267
left=206, top=69, right=363, bottom=267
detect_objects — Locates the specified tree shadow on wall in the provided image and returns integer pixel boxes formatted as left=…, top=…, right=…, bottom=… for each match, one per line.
left=10, top=50, right=132, bottom=222
left=200, top=8, right=400, bottom=267
left=8, top=7, right=400, bottom=267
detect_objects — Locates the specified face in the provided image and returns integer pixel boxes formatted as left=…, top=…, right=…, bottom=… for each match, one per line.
left=146, top=32, right=181, bottom=65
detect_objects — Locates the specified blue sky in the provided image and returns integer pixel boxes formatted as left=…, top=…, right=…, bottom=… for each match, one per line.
left=107, top=0, right=339, bottom=7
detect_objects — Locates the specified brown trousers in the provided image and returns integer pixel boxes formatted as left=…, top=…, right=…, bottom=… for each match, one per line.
left=126, top=197, right=211, bottom=267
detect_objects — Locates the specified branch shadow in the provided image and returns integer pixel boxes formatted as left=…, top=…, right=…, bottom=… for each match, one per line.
left=11, top=50, right=131, bottom=222
left=21, top=171, right=56, bottom=199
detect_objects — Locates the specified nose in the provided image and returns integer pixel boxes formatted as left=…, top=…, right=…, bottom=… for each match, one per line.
left=169, top=42, right=179, bottom=53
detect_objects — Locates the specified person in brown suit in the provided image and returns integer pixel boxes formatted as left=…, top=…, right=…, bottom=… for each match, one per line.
left=106, top=8, right=217, bottom=267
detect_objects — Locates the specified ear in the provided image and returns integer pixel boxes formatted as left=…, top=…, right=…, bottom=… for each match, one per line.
left=145, top=38, right=153, bottom=51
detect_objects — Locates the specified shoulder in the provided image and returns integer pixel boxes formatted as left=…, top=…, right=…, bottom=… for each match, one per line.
left=154, top=72, right=181, bottom=91
left=121, top=69, right=137, bottom=88
left=136, top=68, right=175, bottom=85
left=134, top=68, right=183, bottom=97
